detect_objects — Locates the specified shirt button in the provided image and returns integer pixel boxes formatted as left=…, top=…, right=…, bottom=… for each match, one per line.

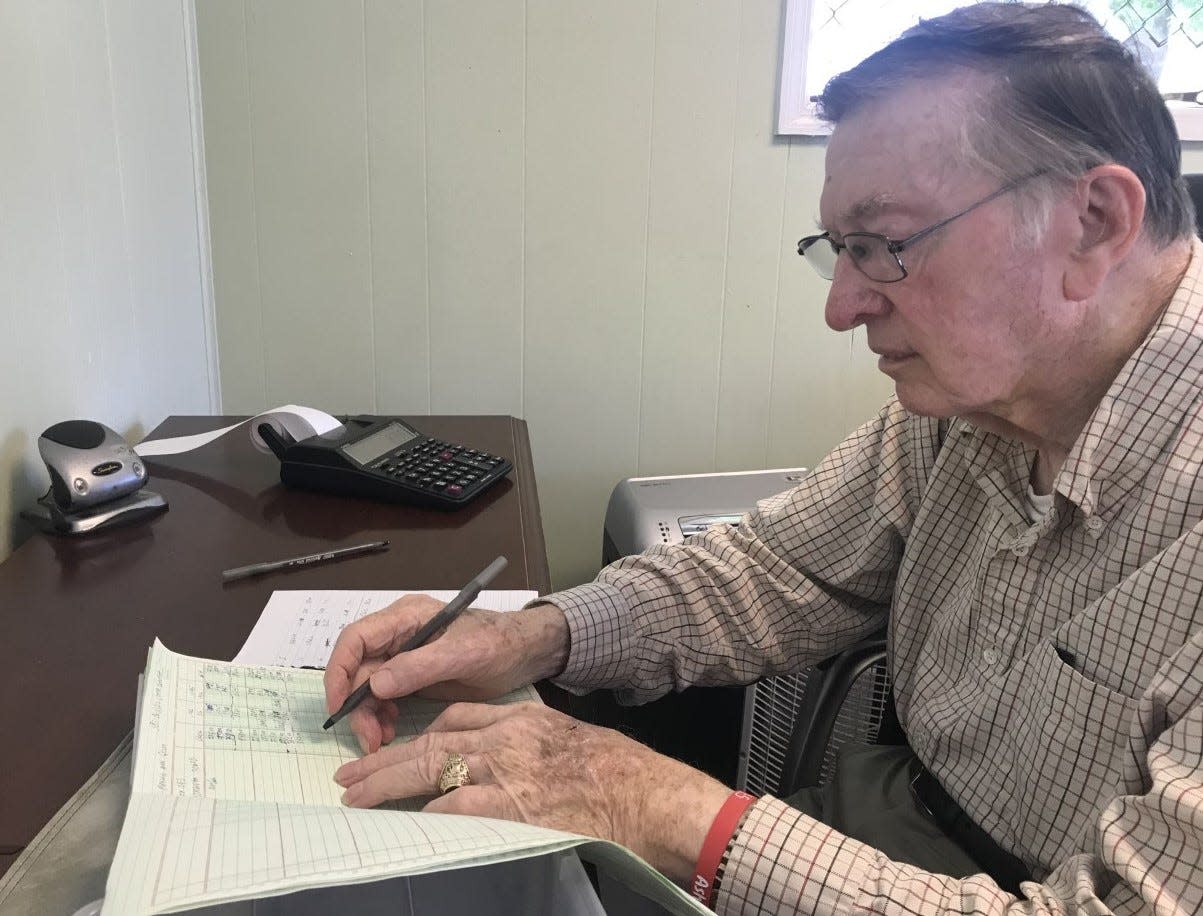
left=982, top=647, right=1000, bottom=666
left=1085, top=516, right=1104, bottom=535
left=1011, top=543, right=1030, bottom=557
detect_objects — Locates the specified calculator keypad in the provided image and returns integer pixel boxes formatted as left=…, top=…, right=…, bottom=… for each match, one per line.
left=370, top=438, right=507, bottom=500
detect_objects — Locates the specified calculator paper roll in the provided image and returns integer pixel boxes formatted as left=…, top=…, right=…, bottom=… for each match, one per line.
left=133, top=405, right=343, bottom=457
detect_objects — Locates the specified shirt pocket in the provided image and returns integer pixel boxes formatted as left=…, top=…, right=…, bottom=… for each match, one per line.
left=1006, top=640, right=1139, bottom=870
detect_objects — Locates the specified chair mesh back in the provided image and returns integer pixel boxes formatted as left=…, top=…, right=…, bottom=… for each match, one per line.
left=739, top=659, right=893, bottom=795
left=740, top=670, right=813, bottom=796
left=816, top=658, right=892, bottom=786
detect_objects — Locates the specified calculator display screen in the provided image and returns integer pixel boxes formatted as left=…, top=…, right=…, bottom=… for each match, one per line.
left=342, top=423, right=419, bottom=465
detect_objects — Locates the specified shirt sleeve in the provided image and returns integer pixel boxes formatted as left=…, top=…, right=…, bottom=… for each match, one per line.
left=541, top=399, right=941, bottom=704
left=716, top=630, right=1203, bottom=916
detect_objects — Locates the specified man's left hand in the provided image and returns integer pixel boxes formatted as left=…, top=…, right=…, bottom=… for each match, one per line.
left=334, top=701, right=731, bottom=879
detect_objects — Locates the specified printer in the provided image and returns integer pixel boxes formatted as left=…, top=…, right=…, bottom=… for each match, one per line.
left=598, top=467, right=814, bottom=794
left=602, top=467, right=809, bottom=564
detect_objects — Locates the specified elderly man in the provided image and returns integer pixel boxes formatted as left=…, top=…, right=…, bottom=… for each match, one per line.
left=326, top=4, right=1202, bottom=913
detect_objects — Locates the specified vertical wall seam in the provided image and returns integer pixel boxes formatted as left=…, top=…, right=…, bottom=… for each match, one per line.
left=520, top=0, right=528, bottom=421
left=634, top=0, right=660, bottom=474
left=712, top=0, right=745, bottom=471
left=241, top=0, right=269, bottom=407
left=361, top=0, right=378, bottom=412
left=421, top=0, right=432, bottom=413
left=182, top=0, right=223, bottom=412
left=765, top=138, right=793, bottom=464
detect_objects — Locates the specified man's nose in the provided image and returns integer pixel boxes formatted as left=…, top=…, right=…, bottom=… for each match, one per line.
left=824, top=259, right=890, bottom=331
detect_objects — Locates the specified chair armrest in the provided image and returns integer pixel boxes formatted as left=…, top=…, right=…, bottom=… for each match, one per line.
left=778, top=637, right=889, bottom=796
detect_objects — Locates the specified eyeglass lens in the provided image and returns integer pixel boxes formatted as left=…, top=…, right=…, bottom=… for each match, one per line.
left=801, top=237, right=839, bottom=279
left=803, top=234, right=905, bottom=282
left=845, top=235, right=904, bottom=281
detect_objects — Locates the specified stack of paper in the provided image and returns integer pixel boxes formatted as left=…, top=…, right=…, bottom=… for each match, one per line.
left=232, top=588, right=539, bottom=668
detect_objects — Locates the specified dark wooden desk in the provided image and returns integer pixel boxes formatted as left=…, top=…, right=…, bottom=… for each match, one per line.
left=0, top=415, right=549, bottom=873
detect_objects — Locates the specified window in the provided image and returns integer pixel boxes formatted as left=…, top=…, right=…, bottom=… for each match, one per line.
left=778, top=0, right=1203, bottom=140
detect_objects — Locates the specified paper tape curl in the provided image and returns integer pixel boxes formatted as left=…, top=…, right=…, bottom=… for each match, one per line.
left=133, top=405, right=343, bottom=458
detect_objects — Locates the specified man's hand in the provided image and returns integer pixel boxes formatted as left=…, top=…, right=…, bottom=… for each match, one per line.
left=323, top=596, right=570, bottom=753
left=334, top=701, right=731, bottom=880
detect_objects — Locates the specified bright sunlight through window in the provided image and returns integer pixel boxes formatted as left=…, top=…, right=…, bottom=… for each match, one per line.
left=778, top=0, right=1203, bottom=140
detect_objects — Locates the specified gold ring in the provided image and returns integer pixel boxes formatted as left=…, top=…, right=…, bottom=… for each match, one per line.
left=438, top=752, right=471, bottom=794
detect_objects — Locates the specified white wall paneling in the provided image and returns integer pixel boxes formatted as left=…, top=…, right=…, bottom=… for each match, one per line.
left=0, top=0, right=215, bottom=561
left=196, top=0, right=1201, bottom=587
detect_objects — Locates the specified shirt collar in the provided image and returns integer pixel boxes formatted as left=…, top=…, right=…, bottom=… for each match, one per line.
left=957, top=422, right=1036, bottom=529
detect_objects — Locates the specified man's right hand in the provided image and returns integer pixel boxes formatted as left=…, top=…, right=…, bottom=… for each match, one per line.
left=322, top=596, right=570, bottom=753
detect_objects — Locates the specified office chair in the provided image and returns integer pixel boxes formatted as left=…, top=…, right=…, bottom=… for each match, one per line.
left=772, top=634, right=895, bottom=795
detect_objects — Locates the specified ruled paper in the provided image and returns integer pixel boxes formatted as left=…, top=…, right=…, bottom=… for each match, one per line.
left=103, top=643, right=709, bottom=915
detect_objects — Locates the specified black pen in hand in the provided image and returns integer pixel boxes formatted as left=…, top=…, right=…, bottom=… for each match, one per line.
left=322, top=555, right=509, bottom=730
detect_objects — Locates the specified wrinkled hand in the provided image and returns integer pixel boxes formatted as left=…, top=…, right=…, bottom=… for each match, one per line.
left=334, top=701, right=730, bottom=880
left=323, top=595, right=569, bottom=754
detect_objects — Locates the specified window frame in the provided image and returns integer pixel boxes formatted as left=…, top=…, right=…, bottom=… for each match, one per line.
left=776, top=0, right=1203, bottom=141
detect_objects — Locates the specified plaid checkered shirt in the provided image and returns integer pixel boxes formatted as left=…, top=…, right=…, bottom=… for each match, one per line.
left=545, top=239, right=1203, bottom=914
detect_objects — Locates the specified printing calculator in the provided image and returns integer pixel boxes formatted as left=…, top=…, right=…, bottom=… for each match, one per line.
left=259, top=415, right=513, bottom=510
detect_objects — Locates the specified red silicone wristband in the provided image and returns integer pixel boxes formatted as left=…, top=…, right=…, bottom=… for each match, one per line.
left=690, top=791, right=757, bottom=908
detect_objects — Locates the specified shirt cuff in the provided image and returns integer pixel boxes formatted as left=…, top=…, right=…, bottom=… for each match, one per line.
left=524, top=581, right=639, bottom=692
left=716, top=795, right=871, bottom=916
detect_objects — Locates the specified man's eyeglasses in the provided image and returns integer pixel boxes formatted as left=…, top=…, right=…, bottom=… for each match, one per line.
left=797, top=173, right=1043, bottom=283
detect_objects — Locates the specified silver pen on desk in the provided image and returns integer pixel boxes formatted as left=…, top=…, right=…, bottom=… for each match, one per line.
left=221, top=540, right=390, bottom=583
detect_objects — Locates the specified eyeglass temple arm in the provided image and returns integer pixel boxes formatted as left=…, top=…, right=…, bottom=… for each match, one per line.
left=887, top=183, right=1016, bottom=252
left=887, top=170, right=1047, bottom=253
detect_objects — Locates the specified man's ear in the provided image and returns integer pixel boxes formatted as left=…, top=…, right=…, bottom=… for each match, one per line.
left=1062, top=164, right=1145, bottom=302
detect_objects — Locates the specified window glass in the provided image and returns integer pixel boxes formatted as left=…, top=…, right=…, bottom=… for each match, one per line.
left=779, top=0, right=1203, bottom=139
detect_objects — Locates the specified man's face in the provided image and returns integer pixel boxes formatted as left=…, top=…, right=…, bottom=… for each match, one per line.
left=819, top=81, right=1070, bottom=422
